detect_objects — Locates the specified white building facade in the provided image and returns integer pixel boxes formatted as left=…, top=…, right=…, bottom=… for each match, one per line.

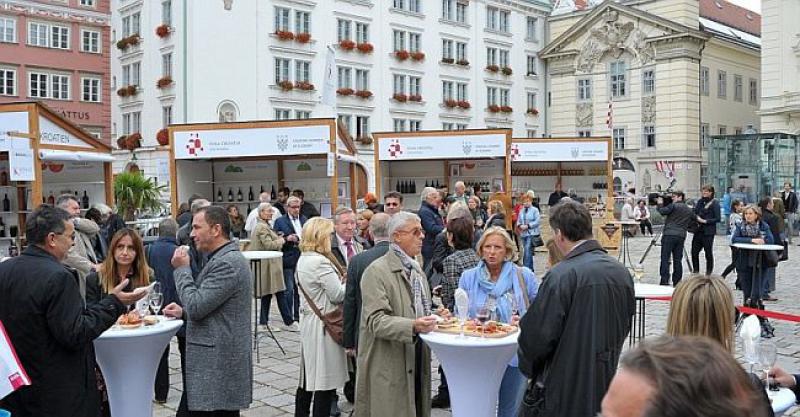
left=110, top=0, right=551, bottom=192
left=759, top=0, right=800, bottom=134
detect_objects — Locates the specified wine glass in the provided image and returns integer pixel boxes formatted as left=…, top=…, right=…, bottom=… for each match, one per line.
left=149, top=292, right=163, bottom=316
left=476, top=304, right=490, bottom=339
left=505, top=292, right=519, bottom=321
left=633, top=264, right=645, bottom=283
left=456, top=303, right=469, bottom=338
left=136, top=297, right=150, bottom=318
left=758, top=341, right=778, bottom=392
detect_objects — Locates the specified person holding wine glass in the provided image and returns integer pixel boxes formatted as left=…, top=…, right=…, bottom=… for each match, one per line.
left=457, top=226, right=538, bottom=417
left=731, top=204, right=775, bottom=334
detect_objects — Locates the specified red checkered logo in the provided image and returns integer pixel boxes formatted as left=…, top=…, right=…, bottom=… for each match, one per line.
left=388, top=139, right=403, bottom=159
left=185, top=133, right=204, bottom=156
left=510, top=144, right=520, bottom=161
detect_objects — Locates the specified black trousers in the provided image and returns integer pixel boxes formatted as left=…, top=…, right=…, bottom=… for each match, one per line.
left=639, top=220, right=653, bottom=235
left=660, top=235, right=685, bottom=286
left=295, top=364, right=336, bottom=417
left=722, top=247, right=738, bottom=278
left=691, top=233, right=715, bottom=275
left=156, top=335, right=186, bottom=402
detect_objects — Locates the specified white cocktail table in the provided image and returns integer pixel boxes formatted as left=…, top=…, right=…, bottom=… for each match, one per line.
left=242, top=251, right=285, bottom=359
left=629, top=283, right=674, bottom=346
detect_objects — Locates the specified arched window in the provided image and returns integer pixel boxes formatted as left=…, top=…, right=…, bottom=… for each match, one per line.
left=217, top=101, right=239, bottom=123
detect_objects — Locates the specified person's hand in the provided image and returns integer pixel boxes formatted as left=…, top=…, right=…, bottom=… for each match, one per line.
left=432, top=285, right=442, bottom=297
left=520, top=224, right=528, bottom=230
left=171, top=246, right=190, bottom=268
left=93, top=263, right=103, bottom=272
left=510, top=314, right=521, bottom=326
left=770, top=367, right=796, bottom=388
left=110, top=279, right=147, bottom=306
left=345, top=348, right=357, bottom=357
left=286, top=234, right=298, bottom=243
left=413, top=315, right=437, bottom=334
left=752, top=238, right=765, bottom=245
left=163, top=302, right=184, bottom=319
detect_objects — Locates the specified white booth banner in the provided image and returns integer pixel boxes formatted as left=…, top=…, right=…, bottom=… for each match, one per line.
left=0, top=112, right=30, bottom=152
left=510, top=141, right=608, bottom=162
left=39, top=150, right=114, bottom=162
left=378, top=134, right=506, bottom=160
left=38, top=116, right=95, bottom=149
left=173, top=125, right=331, bottom=159
left=10, top=147, right=34, bottom=181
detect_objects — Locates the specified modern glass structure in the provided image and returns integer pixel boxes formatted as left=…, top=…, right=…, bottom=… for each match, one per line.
left=708, top=133, right=800, bottom=202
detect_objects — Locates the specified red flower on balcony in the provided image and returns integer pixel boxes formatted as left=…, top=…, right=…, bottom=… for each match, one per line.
left=408, top=94, right=422, bottom=102
left=444, top=99, right=458, bottom=108
left=115, top=34, right=140, bottom=50
left=456, top=59, right=470, bottom=66
left=127, top=34, right=140, bottom=46
left=275, top=30, right=295, bottom=41
left=156, top=76, right=173, bottom=89
left=278, top=80, right=294, bottom=91
left=155, top=24, right=171, bottom=38
left=392, top=93, right=408, bottom=102
left=501, top=67, right=513, bottom=76
left=122, top=132, right=142, bottom=151
left=116, top=135, right=128, bottom=149
left=394, top=50, right=410, bottom=61
left=337, top=88, right=354, bottom=96
left=488, top=104, right=501, bottom=113
left=295, top=32, right=312, bottom=43
left=485, top=64, right=500, bottom=73
left=126, top=85, right=138, bottom=96
left=339, top=39, right=356, bottom=50
left=500, top=105, right=513, bottom=113
left=295, top=81, right=315, bottom=91
left=410, top=51, right=425, bottom=61
left=357, top=42, right=374, bottom=53
left=457, top=100, right=471, bottom=109
left=440, top=57, right=455, bottom=64
left=355, top=90, right=373, bottom=99
left=156, top=128, right=170, bottom=146
left=116, top=87, right=130, bottom=97
left=527, top=108, right=540, bottom=116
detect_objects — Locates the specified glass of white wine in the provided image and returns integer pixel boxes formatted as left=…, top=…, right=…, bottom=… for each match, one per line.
left=633, top=264, right=645, bottom=283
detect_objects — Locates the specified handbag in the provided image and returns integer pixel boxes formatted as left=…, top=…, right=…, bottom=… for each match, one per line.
left=779, top=240, right=789, bottom=262
left=529, top=235, right=544, bottom=249
left=0, top=320, right=31, bottom=399
left=297, top=279, right=345, bottom=346
left=764, top=249, right=780, bottom=268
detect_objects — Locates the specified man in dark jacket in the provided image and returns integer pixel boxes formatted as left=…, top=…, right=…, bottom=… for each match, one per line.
left=177, top=198, right=211, bottom=277
left=518, top=201, right=634, bottom=417
left=342, top=213, right=391, bottom=404
left=418, top=186, right=444, bottom=272
left=547, top=182, right=568, bottom=207
left=0, top=205, right=144, bottom=417
left=292, top=189, right=320, bottom=219
left=657, top=191, right=694, bottom=286
left=273, top=196, right=307, bottom=329
left=148, top=218, right=183, bottom=404
left=781, top=182, right=797, bottom=244
left=690, top=185, right=721, bottom=275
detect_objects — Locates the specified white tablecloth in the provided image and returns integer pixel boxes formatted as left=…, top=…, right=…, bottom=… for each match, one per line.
left=771, top=387, right=796, bottom=415
left=634, top=283, right=674, bottom=299
left=732, top=243, right=785, bottom=251
left=420, top=331, right=519, bottom=417
left=241, top=251, right=283, bottom=261
left=94, top=317, right=183, bottom=417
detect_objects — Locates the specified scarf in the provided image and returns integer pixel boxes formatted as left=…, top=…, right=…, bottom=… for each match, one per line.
left=390, top=244, right=431, bottom=317
left=477, top=261, right=517, bottom=323
left=741, top=221, right=762, bottom=238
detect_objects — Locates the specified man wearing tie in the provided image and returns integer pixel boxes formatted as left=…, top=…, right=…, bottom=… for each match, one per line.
left=273, top=196, right=307, bottom=331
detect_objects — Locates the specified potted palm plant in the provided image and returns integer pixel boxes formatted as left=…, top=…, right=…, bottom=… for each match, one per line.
left=114, top=172, right=166, bottom=221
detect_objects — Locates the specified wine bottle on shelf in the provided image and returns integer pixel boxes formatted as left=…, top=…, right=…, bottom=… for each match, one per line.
left=8, top=239, right=17, bottom=257
left=395, top=180, right=401, bottom=193
left=81, top=191, right=89, bottom=209
left=270, top=185, right=276, bottom=201
left=411, top=180, right=416, bottom=194
left=248, top=186, right=254, bottom=202
left=2, top=194, right=8, bottom=212
left=237, top=188, right=243, bottom=202
left=228, top=188, right=234, bottom=202
left=0, top=218, right=5, bottom=238
left=260, top=185, right=265, bottom=195
left=217, top=188, right=223, bottom=202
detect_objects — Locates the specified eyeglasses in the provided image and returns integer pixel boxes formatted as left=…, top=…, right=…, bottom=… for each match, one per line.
left=385, top=202, right=400, bottom=207
left=396, top=227, right=424, bottom=237
left=54, top=232, right=75, bottom=241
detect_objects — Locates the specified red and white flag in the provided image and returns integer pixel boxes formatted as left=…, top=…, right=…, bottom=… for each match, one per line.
left=605, top=100, right=613, bottom=131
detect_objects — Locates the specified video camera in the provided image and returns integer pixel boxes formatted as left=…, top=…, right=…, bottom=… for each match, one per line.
left=648, top=192, right=672, bottom=206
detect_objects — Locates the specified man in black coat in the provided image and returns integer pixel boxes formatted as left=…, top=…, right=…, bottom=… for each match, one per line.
left=690, top=185, right=721, bottom=275
left=342, top=213, right=391, bottom=404
left=292, top=189, right=320, bottom=219
left=782, top=182, right=798, bottom=244
left=657, top=191, right=694, bottom=286
left=177, top=198, right=211, bottom=277
left=273, top=196, right=307, bottom=329
left=418, top=187, right=444, bottom=272
left=518, top=201, right=634, bottom=417
left=0, top=205, right=144, bottom=417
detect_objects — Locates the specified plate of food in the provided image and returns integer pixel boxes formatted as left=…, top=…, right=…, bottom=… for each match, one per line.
left=435, top=319, right=518, bottom=338
left=116, top=311, right=144, bottom=329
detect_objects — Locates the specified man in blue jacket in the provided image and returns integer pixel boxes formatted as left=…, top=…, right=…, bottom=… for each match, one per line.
left=418, top=186, right=444, bottom=273
left=272, top=196, right=307, bottom=331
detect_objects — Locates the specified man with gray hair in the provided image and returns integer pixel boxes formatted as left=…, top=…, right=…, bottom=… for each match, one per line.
left=273, top=195, right=307, bottom=330
left=244, top=192, right=280, bottom=235
left=343, top=212, right=391, bottom=403
left=418, top=187, right=443, bottom=272
left=451, top=181, right=468, bottom=205
left=57, top=194, right=100, bottom=299
left=178, top=198, right=211, bottom=277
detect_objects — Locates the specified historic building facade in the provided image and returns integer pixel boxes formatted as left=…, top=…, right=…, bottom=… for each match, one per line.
left=759, top=0, right=800, bottom=134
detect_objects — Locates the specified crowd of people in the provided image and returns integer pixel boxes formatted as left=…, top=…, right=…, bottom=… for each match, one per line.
left=0, top=179, right=797, bottom=417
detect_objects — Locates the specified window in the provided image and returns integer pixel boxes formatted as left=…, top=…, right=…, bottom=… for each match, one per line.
left=131, top=13, right=140, bottom=35
left=393, top=0, right=405, bottom=9
left=527, top=129, right=537, bottom=138
left=577, top=78, right=592, bottom=101
left=717, top=70, right=727, bottom=99
left=526, top=55, right=537, bottom=76
left=356, top=116, right=370, bottom=138
left=409, top=0, right=421, bottom=13
left=456, top=82, right=467, bottom=100
left=338, top=66, right=352, bottom=88
left=642, top=69, right=655, bottom=95
left=442, top=81, right=454, bottom=101
left=296, top=110, right=311, bottom=119
left=355, top=69, right=369, bottom=91
left=442, top=122, right=454, bottom=130
left=499, top=88, right=509, bottom=106
left=81, top=77, right=100, bottom=102
left=643, top=125, right=656, bottom=148
left=393, top=30, right=405, bottom=51
left=122, top=65, right=130, bottom=86
left=338, top=115, right=353, bottom=136
left=355, top=23, right=369, bottom=43
left=486, top=87, right=497, bottom=106
left=0, top=69, right=15, bottom=95
left=393, top=74, right=406, bottom=94
left=51, top=74, right=69, bottom=99
left=442, top=0, right=454, bottom=20
left=295, top=60, right=310, bottom=83
left=80, top=29, right=99, bottom=53
left=578, top=129, right=591, bottom=138
left=700, top=67, right=709, bottom=96
left=456, top=42, right=467, bottom=61
left=393, top=0, right=420, bottom=13
left=162, top=105, right=173, bottom=127
left=162, top=1, right=172, bottom=26
left=275, top=109, right=291, bottom=120
left=612, top=128, right=625, bottom=150
left=700, top=123, right=709, bottom=148
left=162, top=53, right=172, bottom=77
left=609, top=61, right=626, bottom=98
left=527, top=92, right=537, bottom=110
left=28, top=72, right=48, bottom=98
left=734, top=75, right=743, bottom=102
left=0, top=17, right=16, bottom=43
left=442, top=39, right=453, bottom=60
left=337, top=19, right=351, bottom=41
left=456, top=124, right=467, bottom=130
left=718, top=125, right=727, bottom=135
left=526, top=17, right=538, bottom=40
left=295, top=11, right=310, bottom=34
left=499, top=50, right=509, bottom=68
left=456, top=2, right=467, bottom=23
left=122, top=112, right=141, bottom=134
left=274, top=7, right=290, bottom=32
left=749, top=79, right=758, bottom=105
left=121, top=13, right=140, bottom=36
left=394, top=119, right=407, bottom=132
left=409, top=33, right=421, bottom=52
left=27, top=22, right=49, bottom=47
left=131, top=62, right=140, bottom=86
left=486, top=47, right=497, bottom=66
left=410, top=120, right=422, bottom=131
left=275, top=58, right=290, bottom=83
left=80, top=0, right=95, bottom=6
left=498, top=10, right=510, bottom=32
left=486, top=7, right=498, bottom=30
left=409, top=76, right=421, bottom=96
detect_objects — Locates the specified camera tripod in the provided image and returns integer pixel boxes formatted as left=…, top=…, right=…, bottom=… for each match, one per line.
left=637, top=226, right=694, bottom=273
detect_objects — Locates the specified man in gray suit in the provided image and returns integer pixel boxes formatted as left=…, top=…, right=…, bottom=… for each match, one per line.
left=164, top=206, right=253, bottom=417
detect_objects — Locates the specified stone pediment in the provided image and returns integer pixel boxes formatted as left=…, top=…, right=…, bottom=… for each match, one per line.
left=541, top=2, right=709, bottom=72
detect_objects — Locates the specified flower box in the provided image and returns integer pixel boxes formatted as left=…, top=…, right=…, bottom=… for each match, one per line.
left=444, top=99, right=458, bottom=108
left=355, top=90, right=373, bottom=99
left=295, top=81, right=315, bottom=91
left=457, top=100, right=471, bottom=109
left=526, top=108, right=539, bottom=116
left=456, top=59, right=470, bottom=66
left=392, top=93, right=408, bottom=102
left=115, top=34, right=140, bottom=50
left=275, top=30, right=295, bottom=41
left=394, top=50, right=410, bottom=61
left=410, top=51, right=425, bottom=61
left=339, top=39, right=356, bottom=50
left=117, top=87, right=129, bottom=97
left=156, top=24, right=171, bottom=38
left=124, top=132, right=142, bottom=150
left=501, top=67, right=513, bottom=76
left=500, top=105, right=513, bottom=113
left=485, top=64, right=500, bottom=73
left=357, top=42, right=374, bottom=53
left=118, top=85, right=137, bottom=97
left=156, top=76, right=173, bottom=89
left=156, top=128, right=169, bottom=146
left=127, top=34, right=140, bottom=46
left=408, top=94, right=423, bottom=102
left=296, top=32, right=312, bottom=43
left=117, top=135, right=128, bottom=149
left=337, top=88, right=354, bottom=96
left=278, top=80, right=294, bottom=91
left=440, top=57, right=455, bottom=64
left=487, top=104, right=501, bottom=113
left=357, top=135, right=373, bottom=145
left=126, top=85, right=138, bottom=96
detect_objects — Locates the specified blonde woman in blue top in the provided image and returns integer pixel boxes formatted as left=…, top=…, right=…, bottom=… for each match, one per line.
left=458, top=226, right=538, bottom=417
left=516, top=192, right=541, bottom=271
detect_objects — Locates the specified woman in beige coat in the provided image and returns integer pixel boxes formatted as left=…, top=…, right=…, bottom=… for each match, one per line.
left=247, top=202, right=286, bottom=328
left=295, top=217, right=348, bottom=417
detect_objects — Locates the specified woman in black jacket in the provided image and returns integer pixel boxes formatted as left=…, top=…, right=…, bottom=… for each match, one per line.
left=758, top=197, right=782, bottom=301
left=691, top=185, right=721, bottom=275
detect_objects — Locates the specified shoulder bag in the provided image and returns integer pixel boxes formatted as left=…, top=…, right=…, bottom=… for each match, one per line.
left=297, top=274, right=345, bottom=346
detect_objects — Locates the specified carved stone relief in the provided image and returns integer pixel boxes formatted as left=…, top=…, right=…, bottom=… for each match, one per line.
left=576, top=103, right=594, bottom=127
left=642, top=96, right=656, bottom=124
left=575, top=8, right=658, bottom=72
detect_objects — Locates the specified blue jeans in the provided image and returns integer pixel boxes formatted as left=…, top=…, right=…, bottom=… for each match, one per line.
left=762, top=267, right=776, bottom=296
left=497, top=365, right=527, bottom=417
left=521, top=236, right=535, bottom=272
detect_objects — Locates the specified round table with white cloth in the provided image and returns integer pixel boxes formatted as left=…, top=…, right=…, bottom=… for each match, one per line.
left=770, top=387, right=796, bottom=415
left=629, top=283, right=675, bottom=346
left=94, top=317, right=183, bottom=417
left=420, top=331, right=519, bottom=417
left=241, top=251, right=285, bottom=359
